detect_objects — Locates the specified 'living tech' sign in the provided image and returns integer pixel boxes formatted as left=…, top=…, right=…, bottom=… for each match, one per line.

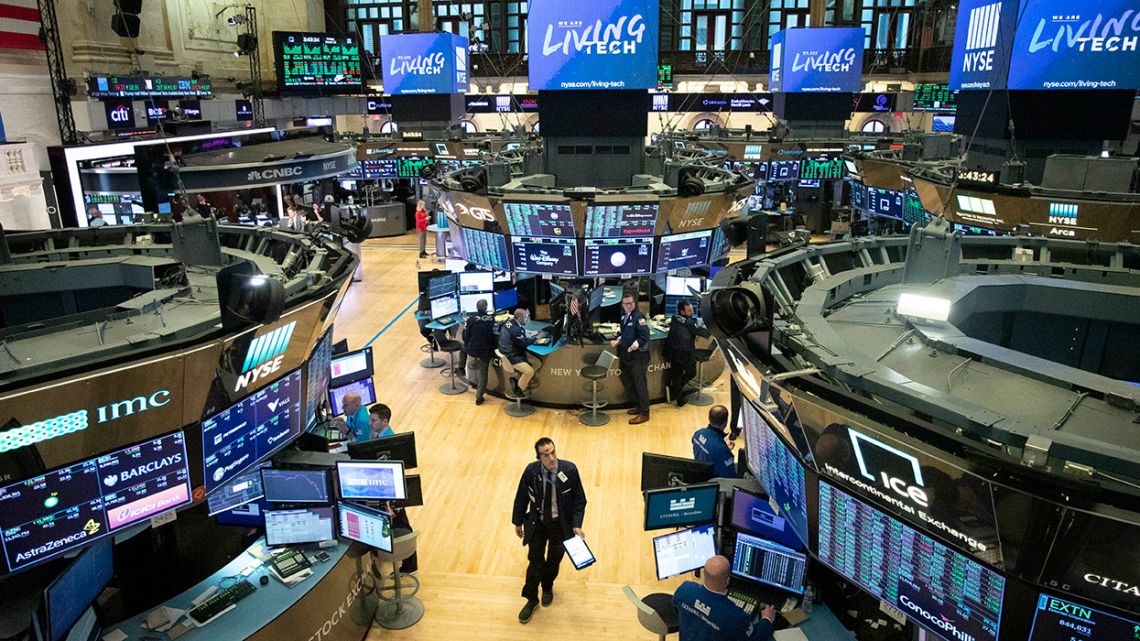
left=379, top=33, right=469, bottom=95
left=527, top=0, right=659, bottom=91
left=769, top=27, right=865, bottom=93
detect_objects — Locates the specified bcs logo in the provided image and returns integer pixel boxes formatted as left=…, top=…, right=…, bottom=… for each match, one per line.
left=849, top=429, right=929, bottom=508
left=234, top=321, right=296, bottom=392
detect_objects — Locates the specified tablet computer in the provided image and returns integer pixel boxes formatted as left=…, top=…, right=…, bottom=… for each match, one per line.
left=563, top=535, right=596, bottom=570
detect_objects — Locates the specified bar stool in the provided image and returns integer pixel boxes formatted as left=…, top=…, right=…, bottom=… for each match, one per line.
left=419, top=338, right=445, bottom=369
left=579, top=351, right=616, bottom=426
left=495, top=349, right=535, bottom=417
left=372, top=531, right=423, bottom=629
left=689, top=347, right=717, bottom=406
left=437, top=339, right=468, bottom=395
left=622, top=586, right=679, bottom=641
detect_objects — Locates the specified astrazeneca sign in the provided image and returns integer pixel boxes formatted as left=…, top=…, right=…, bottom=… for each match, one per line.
left=527, top=0, right=659, bottom=91
left=769, top=27, right=865, bottom=93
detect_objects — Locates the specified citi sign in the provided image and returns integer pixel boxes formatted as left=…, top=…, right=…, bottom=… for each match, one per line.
left=108, top=105, right=132, bottom=123
left=0, top=390, right=172, bottom=453
left=234, top=321, right=296, bottom=392
left=542, top=15, right=647, bottom=56
left=961, top=2, right=1002, bottom=73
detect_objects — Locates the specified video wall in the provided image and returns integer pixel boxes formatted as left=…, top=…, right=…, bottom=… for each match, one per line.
left=731, top=364, right=1140, bottom=641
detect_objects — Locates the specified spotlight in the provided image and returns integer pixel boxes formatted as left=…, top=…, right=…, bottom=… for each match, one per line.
left=234, top=33, right=257, bottom=56
left=227, top=14, right=247, bottom=26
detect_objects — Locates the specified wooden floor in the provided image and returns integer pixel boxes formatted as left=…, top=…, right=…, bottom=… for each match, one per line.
left=334, top=232, right=736, bottom=639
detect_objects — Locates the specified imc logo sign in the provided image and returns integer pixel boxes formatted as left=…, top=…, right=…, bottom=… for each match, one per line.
left=235, top=321, right=297, bottom=392
left=0, top=390, right=172, bottom=453
left=849, top=429, right=930, bottom=508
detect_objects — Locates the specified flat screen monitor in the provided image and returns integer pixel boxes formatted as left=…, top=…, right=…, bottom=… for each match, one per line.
left=768, top=160, right=801, bottom=182
left=305, top=328, right=334, bottom=428
left=644, top=483, right=719, bottom=531
left=330, top=346, right=373, bottom=387
left=666, top=276, right=704, bottom=297
left=866, top=188, right=904, bottom=219
left=503, top=202, right=575, bottom=237
left=201, top=368, right=304, bottom=493
left=445, top=258, right=469, bottom=273
left=913, top=83, right=956, bottom=112
left=428, top=273, right=459, bottom=298
left=460, top=293, right=490, bottom=314
left=398, top=474, right=424, bottom=507
left=653, top=524, right=717, bottom=581
left=818, top=481, right=1005, bottom=641
left=583, top=237, right=653, bottom=276
left=458, top=271, right=494, bottom=293
left=584, top=203, right=659, bottom=237
left=430, top=294, right=460, bottom=320
left=207, top=465, right=266, bottom=516
left=346, top=432, right=418, bottom=469
left=730, top=532, right=808, bottom=594
left=261, top=468, right=331, bottom=504
left=43, top=540, right=113, bottom=641
left=641, top=452, right=715, bottom=491
left=337, top=501, right=393, bottom=552
left=739, top=401, right=810, bottom=547
left=932, top=115, right=956, bottom=133
left=493, top=287, right=518, bottom=311
left=336, top=461, right=407, bottom=500
left=657, top=230, right=712, bottom=272
left=273, top=32, right=362, bottom=95
left=0, top=432, right=191, bottom=573
left=462, top=228, right=511, bottom=271
left=730, top=487, right=803, bottom=551
left=511, top=236, right=579, bottom=275
left=710, top=226, right=731, bottom=264
left=1027, top=593, right=1140, bottom=641
left=263, top=507, right=336, bottom=547
left=214, top=498, right=268, bottom=528
left=328, top=378, right=376, bottom=417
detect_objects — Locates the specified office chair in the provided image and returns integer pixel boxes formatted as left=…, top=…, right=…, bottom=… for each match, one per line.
left=372, top=530, right=423, bottom=629
left=689, top=346, right=719, bottom=406
left=622, top=586, right=679, bottom=641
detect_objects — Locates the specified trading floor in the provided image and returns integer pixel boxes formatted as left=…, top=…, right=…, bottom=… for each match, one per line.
left=334, top=233, right=735, bottom=639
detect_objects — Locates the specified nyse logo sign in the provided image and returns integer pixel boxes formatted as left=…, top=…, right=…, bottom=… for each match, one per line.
left=849, top=430, right=929, bottom=507
left=234, top=321, right=296, bottom=392
left=961, top=1, right=1003, bottom=73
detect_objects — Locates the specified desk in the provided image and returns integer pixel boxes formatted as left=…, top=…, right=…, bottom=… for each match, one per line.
left=791, top=604, right=856, bottom=640
left=106, top=540, right=376, bottom=641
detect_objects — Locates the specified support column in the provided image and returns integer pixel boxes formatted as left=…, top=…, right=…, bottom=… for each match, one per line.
left=810, top=0, right=826, bottom=27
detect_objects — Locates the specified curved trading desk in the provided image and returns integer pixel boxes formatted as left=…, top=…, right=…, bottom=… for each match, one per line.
left=485, top=321, right=726, bottom=409
left=107, top=540, right=376, bottom=641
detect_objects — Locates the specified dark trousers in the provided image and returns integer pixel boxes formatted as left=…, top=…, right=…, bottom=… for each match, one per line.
left=471, top=356, right=490, bottom=400
left=620, top=356, right=650, bottom=415
left=666, top=358, right=697, bottom=403
left=391, top=508, right=417, bottom=573
left=522, top=519, right=565, bottom=600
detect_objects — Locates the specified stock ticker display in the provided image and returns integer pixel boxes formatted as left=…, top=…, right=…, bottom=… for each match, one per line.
left=87, top=75, right=212, bottom=98
left=584, top=204, right=659, bottom=237
left=913, top=83, right=957, bottom=112
left=1028, top=594, right=1140, bottom=641
left=0, top=432, right=191, bottom=572
left=504, top=202, right=576, bottom=238
left=511, top=236, right=579, bottom=275
left=461, top=228, right=511, bottom=271
left=276, top=33, right=362, bottom=92
left=799, top=157, right=845, bottom=181
left=741, top=401, right=810, bottom=547
left=818, top=481, right=1005, bottom=641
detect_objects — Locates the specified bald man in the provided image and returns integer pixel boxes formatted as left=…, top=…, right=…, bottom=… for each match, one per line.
left=339, top=392, right=372, bottom=443
left=672, top=555, right=776, bottom=641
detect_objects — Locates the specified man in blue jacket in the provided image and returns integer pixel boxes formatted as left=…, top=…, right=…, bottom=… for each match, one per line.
left=673, top=555, right=776, bottom=641
left=498, top=308, right=545, bottom=395
left=692, top=405, right=737, bottom=478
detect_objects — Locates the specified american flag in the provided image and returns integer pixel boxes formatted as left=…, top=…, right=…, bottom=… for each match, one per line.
left=0, top=0, right=42, bottom=51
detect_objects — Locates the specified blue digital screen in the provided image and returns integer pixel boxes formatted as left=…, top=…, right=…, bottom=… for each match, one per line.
left=527, top=0, right=659, bottom=91
left=1008, top=1, right=1140, bottom=90
left=932, top=115, right=956, bottom=132
left=657, top=230, right=712, bottom=272
left=770, top=27, right=865, bottom=93
left=644, top=483, right=719, bottom=530
left=379, top=33, right=469, bottom=95
left=44, top=539, right=113, bottom=641
left=948, top=0, right=1019, bottom=90
left=458, top=228, right=511, bottom=271
left=583, top=237, right=653, bottom=276
left=1028, top=594, right=1140, bottom=641
left=740, top=401, right=810, bottom=547
left=202, top=369, right=304, bottom=493
left=511, top=236, right=579, bottom=275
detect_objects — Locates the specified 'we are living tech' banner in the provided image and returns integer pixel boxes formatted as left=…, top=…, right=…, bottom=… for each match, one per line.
left=951, top=0, right=1140, bottom=91
left=379, top=33, right=469, bottom=95
left=769, top=27, right=865, bottom=93
left=527, top=0, right=658, bottom=91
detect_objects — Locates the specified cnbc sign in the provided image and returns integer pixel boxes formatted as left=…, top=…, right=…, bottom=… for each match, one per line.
left=0, top=389, right=172, bottom=453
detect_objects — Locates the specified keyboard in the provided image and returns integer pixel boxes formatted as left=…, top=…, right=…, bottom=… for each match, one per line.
left=271, top=549, right=312, bottom=579
left=437, top=315, right=459, bottom=326
left=727, top=589, right=760, bottom=616
left=188, top=580, right=257, bottom=625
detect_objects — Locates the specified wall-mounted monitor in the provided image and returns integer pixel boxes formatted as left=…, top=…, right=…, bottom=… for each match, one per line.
left=770, top=27, right=865, bottom=93
left=584, top=203, right=659, bottom=238
left=656, top=230, right=712, bottom=272
left=799, top=156, right=845, bottom=181
left=336, top=461, right=407, bottom=500
left=768, top=160, right=801, bottom=182
left=461, top=228, right=511, bottom=271
left=644, top=483, right=719, bottom=531
left=273, top=32, right=363, bottom=95
left=583, top=237, right=654, bottom=276
left=263, top=506, right=336, bottom=547
left=503, top=202, right=575, bottom=238
left=913, top=83, right=957, bottom=112
left=511, top=236, right=579, bottom=275
left=653, top=524, right=717, bottom=580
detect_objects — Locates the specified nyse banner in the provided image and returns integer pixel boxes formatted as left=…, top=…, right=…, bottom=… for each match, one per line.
left=527, top=0, right=659, bottom=91
left=1009, top=0, right=1140, bottom=91
left=379, top=33, right=468, bottom=95
left=949, top=0, right=1019, bottom=90
left=770, top=27, right=865, bottom=93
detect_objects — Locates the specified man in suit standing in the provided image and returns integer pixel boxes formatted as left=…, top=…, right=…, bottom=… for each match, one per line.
left=511, top=437, right=588, bottom=624
left=664, top=299, right=712, bottom=407
left=612, top=292, right=652, bottom=424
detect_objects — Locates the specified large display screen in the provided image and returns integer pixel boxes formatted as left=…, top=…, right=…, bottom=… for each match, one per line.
left=740, top=401, right=810, bottom=547
left=461, top=228, right=511, bottom=271
left=511, top=236, right=579, bottom=275
left=44, top=539, right=113, bottom=641
left=274, top=32, right=363, bottom=94
left=503, top=202, right=576, bottom=237
left=770, top=27, right=865, bottom=93
left=87, top=75, right=212, bottom=98
left=1007, top=1, right=1140, bottom=91
left=379, top=33, right=468, bottom=95
left=583, top=237, right=653, bottom=276
left=818, top=481, right=1005, bottom=641
left=768, top=160, right=801, bottom=182
left=913, top=83, right=957, bottom=112
left=305, top=328, right=334, bottom=429
left=656, top=230, right=712, bottom=272
left=584, top=203, right=659, bottom=237
left=527, top=0, right=659, bottom=91
left=1028, top=594, right=1140, bottom=641
left=709, top=226, right=731, bottom=263
left=0, top=432, right=191, bottom=573
left=948, top=0, right=1019, bottom=90
left=800, top=157, right=845, bottom=181
left=202, top=369, right=304, bottom=493
left=866, top=187, right=905, bottom=218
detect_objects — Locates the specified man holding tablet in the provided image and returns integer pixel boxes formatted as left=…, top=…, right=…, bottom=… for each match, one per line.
left=673, top=555, right=776, bottom=641
left=511, top=437, right=588, bottom=624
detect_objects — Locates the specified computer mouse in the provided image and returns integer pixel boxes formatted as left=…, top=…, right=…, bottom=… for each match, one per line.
left=260, top=575, right=270, bottom=586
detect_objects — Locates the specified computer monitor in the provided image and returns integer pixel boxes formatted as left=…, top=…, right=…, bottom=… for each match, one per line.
left=336, top=460, right=407, bottom=500
left=329, top=378, right=376, bottom=416
left=445, top=258, right=469, bottom=273
left=653, top=524, right=717, bottom=581
left=582, top=237, right=654, bottom=276
left=430, top=294, right=460, bottom=320
left=397, top=474, right=424, bottom=507
left=493, top=287, right=518, bottom=311
left=427, top=273, right=458, bottom=298
left=459, top=271, right=494, bottom=293
left=263, top=506, right=336, bottom=547
left=663, top=295, right=701, bottom=319
left=640, top=452, right=715, bottom=491
left=730, top=487, right=804, bottom=551
left=261, top=467, right=331, bottom=504
left=346, top=431, right=418, bottom=468
left=214, top=498, right=268, bottom=528
left=329, top=346, right=373, bottom=387
left=207, top=465, right=266, bottom=516
left=665, top=276, right=703, bottom=297
left=460, top=293, right=491, bottom=314
left=43, top=540, right=113, bottom=641
left=730, top=532, right=808, bottom=594
left=644, top=483, right=719, bottom=531
left=657, top=230, right=712, bottom=272
left=336, top=501, right=393, bottom=552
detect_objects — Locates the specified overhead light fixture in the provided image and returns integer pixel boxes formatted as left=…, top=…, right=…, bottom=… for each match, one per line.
left=234, top=33, right=257, bottom=57
left=227, top=14, right=247, bottom=26
left=896, top=292, right=952, bottom=322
